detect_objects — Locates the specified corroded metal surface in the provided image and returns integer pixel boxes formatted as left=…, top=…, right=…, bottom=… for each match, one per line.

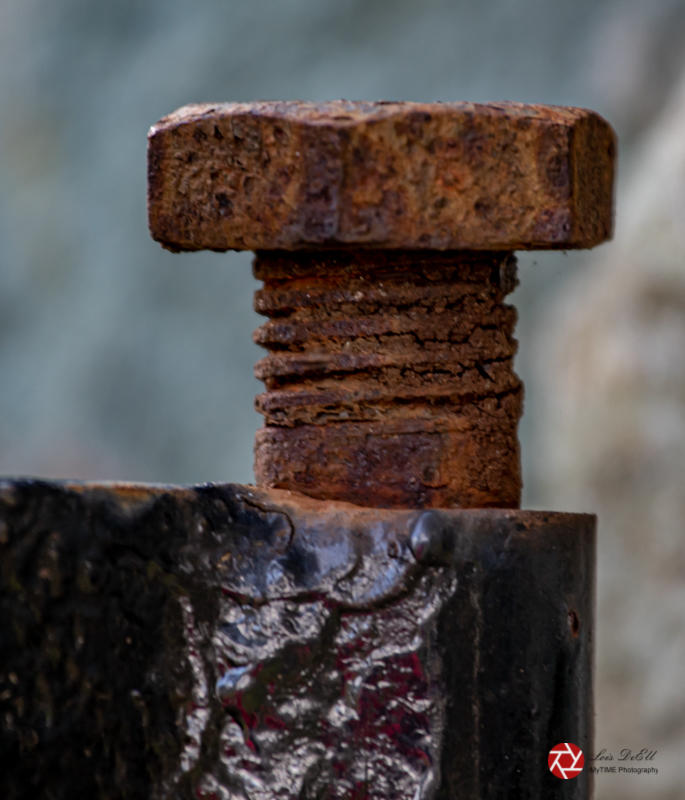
left=147, top=98, right=617, bottom=510
left=253, top=250, right=522, bottom=508
left=0, top=480, right=595, bottom=799
left=147, top=100, right=615, bottom=252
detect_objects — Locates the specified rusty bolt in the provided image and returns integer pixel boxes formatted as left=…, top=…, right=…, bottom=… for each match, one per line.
left=147, top=101, right=615, bottom=509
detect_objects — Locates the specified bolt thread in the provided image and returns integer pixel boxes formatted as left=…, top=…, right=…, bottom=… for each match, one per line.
left=253, top=250, right=522, bottom=508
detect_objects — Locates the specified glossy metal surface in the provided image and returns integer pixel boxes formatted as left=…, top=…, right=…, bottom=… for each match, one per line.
left=0, top=480, right=594, bottom=799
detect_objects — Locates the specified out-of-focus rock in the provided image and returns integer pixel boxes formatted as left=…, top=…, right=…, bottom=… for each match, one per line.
left=537, top=67, right=685, bottom=800
left=584, top=0, right=685, bottom=149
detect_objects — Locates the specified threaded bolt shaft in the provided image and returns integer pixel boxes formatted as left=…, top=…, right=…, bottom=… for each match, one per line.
left=253, top=249, right=522, bottom=508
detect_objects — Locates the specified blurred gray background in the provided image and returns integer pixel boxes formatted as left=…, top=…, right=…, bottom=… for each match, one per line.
left=2, top=1, right=684, bottom=797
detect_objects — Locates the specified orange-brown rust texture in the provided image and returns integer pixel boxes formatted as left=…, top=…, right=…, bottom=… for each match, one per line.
left=253, top=250, right=522, bottom=508
left=147, top=101, right=615, bottom=253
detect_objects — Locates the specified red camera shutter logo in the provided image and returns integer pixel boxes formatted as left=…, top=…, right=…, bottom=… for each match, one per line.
left=548, top=742, right=584, bottom=779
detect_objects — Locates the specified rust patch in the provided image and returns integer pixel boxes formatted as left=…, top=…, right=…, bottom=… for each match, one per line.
left=253, top=250, right=522, bottom=508
left=147, top=100, right=616, bottom=252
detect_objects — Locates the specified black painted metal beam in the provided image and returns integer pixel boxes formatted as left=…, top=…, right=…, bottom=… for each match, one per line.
left=0, top=480, right=594, bottom=799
